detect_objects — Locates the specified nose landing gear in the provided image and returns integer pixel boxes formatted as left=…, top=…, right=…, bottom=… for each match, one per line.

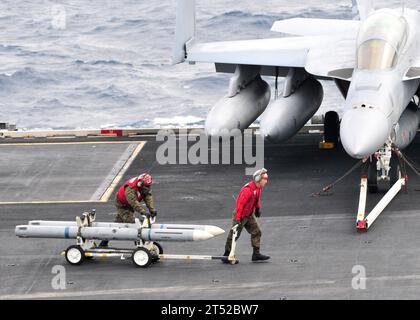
left=367, top=142, right=402, bottom=193
left=357, top=140, right=407, bottom=231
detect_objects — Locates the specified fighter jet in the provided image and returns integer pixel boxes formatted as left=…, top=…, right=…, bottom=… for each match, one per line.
left=173, top=0, right=420, bottom=191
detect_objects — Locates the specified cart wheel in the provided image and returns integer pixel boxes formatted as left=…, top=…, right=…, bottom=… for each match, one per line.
left=132, top=248, right=152, bottom=268
left=151, top=242, right=163, bottom=262
left=65, top=245, right=85, bottom=265
left=152, top=242, right=163, bottom=255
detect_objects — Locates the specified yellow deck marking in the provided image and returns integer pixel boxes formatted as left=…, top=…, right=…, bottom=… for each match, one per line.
left=99, top=142, right=146, bottom=202
left=0, top=200, right=104, bottom=205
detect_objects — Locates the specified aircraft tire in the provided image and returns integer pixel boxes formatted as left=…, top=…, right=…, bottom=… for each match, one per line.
left=324, top=111, right=340, bottom=145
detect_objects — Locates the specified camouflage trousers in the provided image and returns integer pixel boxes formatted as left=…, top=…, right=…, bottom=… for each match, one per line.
left=224, top=212, right=262, bottom=253
left=114, top=198, right=140, bottom=223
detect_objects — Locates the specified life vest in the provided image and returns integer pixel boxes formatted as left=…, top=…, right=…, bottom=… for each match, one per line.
left=116, top=177, right=145, bottom=207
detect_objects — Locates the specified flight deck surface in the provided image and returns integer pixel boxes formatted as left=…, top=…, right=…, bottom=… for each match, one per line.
left=1, top=133, right=420, bottom=299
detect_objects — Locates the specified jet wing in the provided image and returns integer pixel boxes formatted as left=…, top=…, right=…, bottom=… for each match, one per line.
left=174, top=0, right=358, bottom=79
left=305, top=37, right=357, bottom=80
left=187, top=36, right=326, bottom=68
left=187, top=35, right=357, bottom=81
left=271, top=18, right=360, bottom=37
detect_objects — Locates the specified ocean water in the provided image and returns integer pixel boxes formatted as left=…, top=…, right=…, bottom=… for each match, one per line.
left=0, top=0, right=415, bottom=129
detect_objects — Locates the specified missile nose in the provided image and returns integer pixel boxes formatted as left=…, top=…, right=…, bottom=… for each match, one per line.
left=204, top=226, right=225, bottom=237
left=340, top=107, right=390, bottom=159
left=192, top=230, right=214, bottom=241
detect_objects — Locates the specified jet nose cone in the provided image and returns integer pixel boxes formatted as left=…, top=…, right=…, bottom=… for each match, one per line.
left=340, top=108, right=390, bottom=159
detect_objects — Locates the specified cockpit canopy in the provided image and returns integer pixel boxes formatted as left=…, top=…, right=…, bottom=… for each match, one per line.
left=357, top=11, right=408, bottom=70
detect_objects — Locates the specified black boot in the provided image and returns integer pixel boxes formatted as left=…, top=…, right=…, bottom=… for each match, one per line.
left=98, top=240, right=109, bottom=248
left=252, top=248, right=270, bottom=262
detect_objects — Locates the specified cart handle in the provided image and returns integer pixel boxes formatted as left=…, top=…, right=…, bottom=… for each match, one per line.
left=140, top=215, right=156, bottom=228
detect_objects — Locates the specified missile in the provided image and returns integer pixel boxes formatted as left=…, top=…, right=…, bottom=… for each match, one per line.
left=154, top=224, right=225, bottom=236
left=260, top=77, right=323, bottom=142
left=28, top=221, right=225, bottom=236
left=15, top=225, right=215, bottom=242
left=205, top=74, right=271, bottom=137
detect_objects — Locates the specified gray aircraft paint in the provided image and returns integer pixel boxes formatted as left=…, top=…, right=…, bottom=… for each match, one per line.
left=174, top=1, right=420, bottom=159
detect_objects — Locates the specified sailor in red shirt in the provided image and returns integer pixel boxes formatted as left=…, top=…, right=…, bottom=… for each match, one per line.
left=99, top=173, right=157, bottom=248
left=222, top=168, right=270, bottom=264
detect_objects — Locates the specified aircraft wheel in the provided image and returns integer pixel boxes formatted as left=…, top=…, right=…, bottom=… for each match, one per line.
left=389, top=156, right=402, bottom=187
left=65, top=245, right=85, bottom=265
left=324, top=111, right=340, bottom=145
left=132, top=248, right=152, bottom=268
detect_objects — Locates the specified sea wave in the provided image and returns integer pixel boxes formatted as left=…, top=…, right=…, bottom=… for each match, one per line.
left=0, top=67, right=57, bottom=90
left=2, top=0, right=405, bottom=129
left=204, top=10, right=281, bottom=34
left=74, top=59, right=133, bottom=67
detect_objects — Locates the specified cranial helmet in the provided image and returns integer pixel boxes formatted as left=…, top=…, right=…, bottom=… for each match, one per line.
left=138, top=173, right=153, bottom=187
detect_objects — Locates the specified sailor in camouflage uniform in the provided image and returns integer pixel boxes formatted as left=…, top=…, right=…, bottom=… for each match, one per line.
left=99, top=173, right=157, bottom=247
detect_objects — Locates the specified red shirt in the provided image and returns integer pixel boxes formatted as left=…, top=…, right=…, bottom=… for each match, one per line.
left=116, top=177, right=145, bottom=207
left=235, top=181, right=261, bottom=221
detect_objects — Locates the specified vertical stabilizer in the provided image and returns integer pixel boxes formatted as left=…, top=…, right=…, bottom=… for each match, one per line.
left=173, top=0, right=196, bottom=64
